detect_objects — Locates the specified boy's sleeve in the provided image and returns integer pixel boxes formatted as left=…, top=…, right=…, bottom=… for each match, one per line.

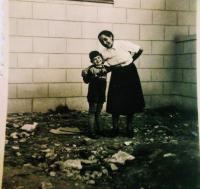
left=81, top=68, right=91, bottom=84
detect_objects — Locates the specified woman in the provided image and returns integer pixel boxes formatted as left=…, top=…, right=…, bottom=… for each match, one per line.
left=98, top=30, right=145, bottom=137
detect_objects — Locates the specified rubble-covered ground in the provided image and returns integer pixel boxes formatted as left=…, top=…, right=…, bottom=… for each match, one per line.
left=3, top=106, right=200, bottom=189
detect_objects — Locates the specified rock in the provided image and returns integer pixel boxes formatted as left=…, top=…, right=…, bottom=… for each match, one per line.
left=40, top=181, right=53, bottom=189
left=49, top=127, right=80, bottom=135
left=21, top=122, right=38, bottom=132
left=124, top=141, right=132, bottom=146
left=87, top=180, right=95, bottom=185
left=10, top=132, right=18, bottom=139
left=110, top=163, right=118, bottom=171
left=106, top=151, right=135, bottom=165
left=12, top=146, right=20, bottom=150
left=59, top=160, right=82, bottom=170
left=81, top=159, right=97, bottom=164
left=16, top=186, right=25, bottom=189
left=163, top=153, right=176, bottom=158
left=49, top=171, right=56, bottom=177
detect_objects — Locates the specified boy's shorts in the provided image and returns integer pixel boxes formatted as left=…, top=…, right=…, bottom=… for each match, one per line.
left=89, top=102, right=103, bottom=114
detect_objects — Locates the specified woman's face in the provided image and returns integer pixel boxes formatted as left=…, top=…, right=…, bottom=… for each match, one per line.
left=99, top=34, right=113, bottom=49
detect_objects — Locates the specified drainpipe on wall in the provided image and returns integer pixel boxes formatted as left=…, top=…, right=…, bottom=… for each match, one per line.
left=0, top=0, right=8, bottom=188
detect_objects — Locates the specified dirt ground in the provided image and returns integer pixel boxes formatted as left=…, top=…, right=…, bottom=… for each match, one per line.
left=2, top=106, right=200, bottom=189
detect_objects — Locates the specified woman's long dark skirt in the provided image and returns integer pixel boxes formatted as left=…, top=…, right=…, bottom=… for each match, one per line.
left=106, top=63, right=145, bottom=115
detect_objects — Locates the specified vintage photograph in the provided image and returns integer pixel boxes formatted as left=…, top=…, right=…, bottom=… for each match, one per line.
left=0, top=0, right=199, bottom=188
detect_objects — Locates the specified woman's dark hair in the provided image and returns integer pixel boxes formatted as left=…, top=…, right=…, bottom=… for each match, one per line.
left=89, top=51, right=103, bottom=62
left=98, top=30, right=114, bottom=40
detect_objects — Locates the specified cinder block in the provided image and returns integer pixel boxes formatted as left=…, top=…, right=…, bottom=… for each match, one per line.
left=33, top=69, right=66, bottom=83
left=17, top=84, right=48, bottom=98
left=18, top=53, right=48, bottom=68
left=189, top=26, right=196, bottom=35
left=10, top=18, right=17, bottom=35
left=98, top=7, right=126, bottom=23
left=66, top=97, right=88, bottom=111
left=33, top=98, right=66, bottom=112
left=177, top=83, right=196, bottom=97
left=140, top=55, right=163, bottom=68
left=181, top=97, right=197, bottom=111
left=151, top=69, right=175, bottom=81
left=140, top=25, right=164, bottom=40
left=33, top=3, right=66, bottom=20
left=184, top=40, right=196, bottom=53
left=165, top=26, right=188, bottom=40
left=8, top=99, right=32, bottom=113
left=9, top=1, right=32, bottom=18
left=174, top=69, right=183, bottom=82
left=138, top=69, right=151, bottom=81
left=144, top=95, right=151, bottom=108
left=17, top=19, right=48, bottom=37
left=49, top=21, right=81, bottom=38
left=153, top=11, right=177, bottom=25
left=163, top=55, right=176, bottom=68
left=141, top=0, right=165, bottom=10
left=10, top=36, right=32, bottom=52
left=49, top=83, right=82, bottom=97
left=163, top=82, right=177, bottom=94
left=151, top=95, right=174, bottom=108
left=142, top=82, right=163, bottom=95
left=191, top=84, right=197, bottom=98
left=9, top=69, right=32, bottom=83
left=114, top=0, right=140, bottom=8
left=190, top=0, right=197, bottom=11
left=82, top=83, right=88, bottom=96
left=67, top=69, right=82, bottom=82
left=132, top=40, right=152, bottom=55
left=67, top=39, right=97, bottom=53
left=191, top=54, right=196, bottom=68
left=67, top=5, right=97, bottom=22
left=81, top=54, right=92, bottom=68
left=177, top=54, right=193, bottom=68
left=8, top=84, right=17, bottom=98
left=178, top=12, right=196, bottom=25
left=176, top=43, right=184, bottom=54
left=82, top=23, right=112, bottom=39
left=127, top=9, right=152, bottom=24
left=49, top=54, right=82, bottom=68
left=33, top=38, right=66, bottom=53
left=113, top=24, right=139, bottom=40
left=152, top=41, right=175, bottom=55
left=183, top=69, right=196, bottom=83
left=9, top=53, right=18, bottom=68
left=166, top=0, right=189, bottom=10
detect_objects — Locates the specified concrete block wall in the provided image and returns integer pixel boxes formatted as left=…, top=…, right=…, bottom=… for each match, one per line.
left=174, top=35, right=197, bottom=111
left=8, top=0, right=197, bottom=112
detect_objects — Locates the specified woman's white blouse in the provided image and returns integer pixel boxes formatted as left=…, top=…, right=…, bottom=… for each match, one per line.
left=101, top=40, right=140, bottom=66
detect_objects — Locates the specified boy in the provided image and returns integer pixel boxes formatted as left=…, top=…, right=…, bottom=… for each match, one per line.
left=82, top=51, right=110, bottom=137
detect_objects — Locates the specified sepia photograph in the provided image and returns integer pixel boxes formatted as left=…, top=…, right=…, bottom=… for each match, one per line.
left=0, top=0, right=199, bottom=188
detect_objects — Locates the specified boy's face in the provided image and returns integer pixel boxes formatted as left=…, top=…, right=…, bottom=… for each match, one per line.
left=92, top=55, right=103, bottom=66
left=99, top=34, right=113, bottom=49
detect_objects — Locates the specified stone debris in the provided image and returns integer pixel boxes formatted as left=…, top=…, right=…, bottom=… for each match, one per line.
left=21, top=122, right=38, bottom=132
left=10, top=132, right=18, bottom=139
left=49, top=127, right=81, bottom=135
left=163, top=153, right=176, bottom=158
left=106, top=151, right=135, bottom=165
left=58, top=159, right=82, bottom=170
left=110, top=163, right=118, bottom=171
left=40, top=181, right=54, bottom=189
left=124, top=141, right=133, bottom=146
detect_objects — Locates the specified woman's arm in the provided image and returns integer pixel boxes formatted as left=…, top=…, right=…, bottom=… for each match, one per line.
left=132, top=48, right=143, bottom=61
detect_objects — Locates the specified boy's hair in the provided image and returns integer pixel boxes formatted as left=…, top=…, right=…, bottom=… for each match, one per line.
left=89, top=51, right=103, bottom=62
left=98, top=30, right=114, bottom=40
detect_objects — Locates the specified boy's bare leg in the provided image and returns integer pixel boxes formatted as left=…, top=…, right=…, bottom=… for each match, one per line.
left=112, top=114, right=119, bottom=136
left=126, top=114, right=133, bottom=137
